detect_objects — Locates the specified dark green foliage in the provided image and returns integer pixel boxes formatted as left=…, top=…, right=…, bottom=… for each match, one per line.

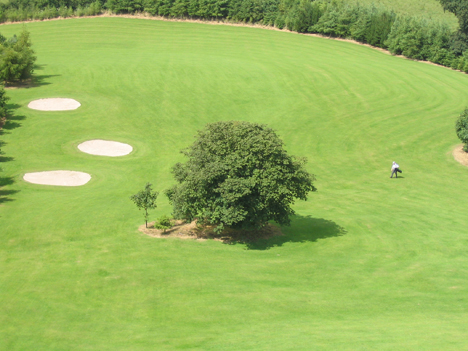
left=0, top=29, right=36, bottom=83
left=306, top=2, right=396, bottom=48
left=107, top=0, right=143, bottom=14
left=350, top=6, right=395, bottom=47
left=439, top=0, right=468, bottom=33
left=438, top=0, right=468, bottom=54
left=385, top=16, right=453, bottom=62
left=0, top=84, right=9, bottom=124
left=154, top=214, right=173, bottom=232
left=228, top=0, right=278, bottom=24
left=130, top=182, right=159, bottom=228
left=285, top=0, right=323, bottom=33
left=166, top=121, right=316, bottom=231
left=0, top=84, right=7, bottom=173
left=456, top=108, right=468, bottom=152
left=310, top=2, right=360, bottom=38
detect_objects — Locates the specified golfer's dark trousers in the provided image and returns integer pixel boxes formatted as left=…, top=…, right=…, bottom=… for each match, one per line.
left=391, top=168, right=401, bottom=178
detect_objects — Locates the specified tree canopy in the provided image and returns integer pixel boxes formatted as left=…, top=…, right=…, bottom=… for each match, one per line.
left=130, top=182, right=159, bottom=228
left=166, top=121, right=316, bottom=232
left=0, top=29, right=36, bottom=83
left=439, top=0, right=468, bottom=54
left=439, top=0, right=468, bottom=33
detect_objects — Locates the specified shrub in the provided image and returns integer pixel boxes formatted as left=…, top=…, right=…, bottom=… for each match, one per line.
left=0, top=84, right=9, bottom=127
left=130, top=182, right=159, bottom=228
left=0, top=29, right=36, bottom=83
left=456, top=108, right=468, bottom=152
left=154, top=215, right=173, bottom=232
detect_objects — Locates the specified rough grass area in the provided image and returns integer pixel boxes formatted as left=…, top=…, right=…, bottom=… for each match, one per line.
left=351, top=0, right=458, bottom=28
left=1, top=18, right=468, bottom=350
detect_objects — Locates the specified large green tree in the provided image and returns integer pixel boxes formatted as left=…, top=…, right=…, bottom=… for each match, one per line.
left=166, top=121, right=316, bottom=232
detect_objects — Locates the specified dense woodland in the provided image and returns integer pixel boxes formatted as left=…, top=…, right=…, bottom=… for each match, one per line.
left=0, top=0, right=467, bottom=72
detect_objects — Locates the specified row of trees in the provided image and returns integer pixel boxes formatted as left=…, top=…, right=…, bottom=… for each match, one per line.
left=0, top=29, right=34, bottom=201
left=0, top=0, right=467, bottom=73
left=131, top=121, right=316, bottom=235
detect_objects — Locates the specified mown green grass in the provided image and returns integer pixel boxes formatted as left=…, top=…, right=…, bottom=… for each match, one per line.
left=0, top=18, right=468, bottom=350
left=355, top=0, right=457, bottom=26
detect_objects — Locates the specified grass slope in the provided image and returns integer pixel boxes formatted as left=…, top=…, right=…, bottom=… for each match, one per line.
left=0, top=18, right=468, bottom=350
left=354, top=0, right=457, bottom=27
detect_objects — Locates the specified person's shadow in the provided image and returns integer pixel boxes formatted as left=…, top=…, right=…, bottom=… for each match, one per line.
left=241, top=214, right=347, bottom=250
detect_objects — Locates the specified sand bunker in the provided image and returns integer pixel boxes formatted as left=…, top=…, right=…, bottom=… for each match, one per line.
left=23, top=171, right=91, bottom=186
left=78, top=139, right=133, bottom=157
left=28, top=98, right=81, bottom=111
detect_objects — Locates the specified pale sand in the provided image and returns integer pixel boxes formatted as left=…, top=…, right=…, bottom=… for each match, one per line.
left=78, top=139, right=133, bottom=157
left=28, top=98, right=81, bottom=111
left=23, top=171, right=91, bottom=186
left=453, top=144, right=468, bottom=167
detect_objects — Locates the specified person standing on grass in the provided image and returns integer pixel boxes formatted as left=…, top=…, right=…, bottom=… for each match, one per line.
left=390, top=161, right=402, bottom=178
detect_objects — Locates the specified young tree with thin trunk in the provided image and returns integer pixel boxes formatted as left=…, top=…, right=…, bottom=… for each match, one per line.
left=130, top=183, right=159, bottom=228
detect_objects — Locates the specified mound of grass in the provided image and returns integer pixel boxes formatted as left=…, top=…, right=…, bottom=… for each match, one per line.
left=0, top=18, right=468, bottom=350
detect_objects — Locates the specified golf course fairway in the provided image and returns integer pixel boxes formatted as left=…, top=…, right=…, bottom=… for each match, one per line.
left=0, top=17, right=467, bottom=350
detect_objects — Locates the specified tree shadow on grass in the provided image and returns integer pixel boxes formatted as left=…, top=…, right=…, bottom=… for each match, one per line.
left=0, top=188, right=18, bottom=204
left=5, top=65, right=60, bottom=89
left=0, top=176, right=18, bottom=204
left=31, top=64, right=60, bottom=87
left=0, top=103, right=26, bottom=135
left=0, top=155, right=14, bottom=162
left=1, top=118, right=23, bottom=131
left=241, top=215, right=347, bottom=250
left=31, top=73, right=60, bottom=87
left=0, top=100, right=22, bottom=205
left=0, top=140, right=14, bottom=162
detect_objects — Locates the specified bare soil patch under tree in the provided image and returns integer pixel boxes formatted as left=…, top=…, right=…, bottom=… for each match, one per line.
left=139, top=220, right=283, bottom=243
left=453, top=144, right=468, bottom=167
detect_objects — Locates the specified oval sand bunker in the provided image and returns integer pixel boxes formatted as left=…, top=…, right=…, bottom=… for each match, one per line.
left=24, top=171, right=91, bottom=186
left=78, top=139, right=133, bottom=157
left=28, top=98, right=81, bottom=111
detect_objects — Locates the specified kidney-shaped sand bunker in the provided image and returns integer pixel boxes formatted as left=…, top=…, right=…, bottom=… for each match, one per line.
left=78, top=139, right=133, bottom=157
left=28, top=98, right=81, bottom=111
left=23, top=171, right=91, bottom=186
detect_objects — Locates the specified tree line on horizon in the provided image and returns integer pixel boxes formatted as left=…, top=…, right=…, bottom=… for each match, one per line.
left=0, top=0, right=467, bottom=72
